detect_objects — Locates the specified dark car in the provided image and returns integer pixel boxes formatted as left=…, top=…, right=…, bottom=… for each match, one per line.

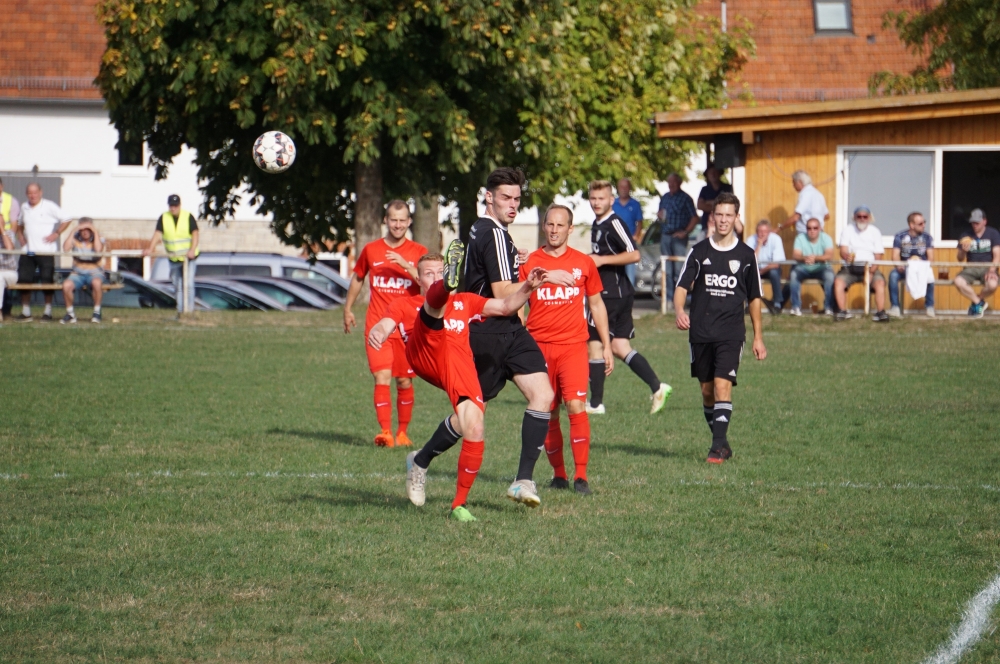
left=227, top=276, right=336, bottom=310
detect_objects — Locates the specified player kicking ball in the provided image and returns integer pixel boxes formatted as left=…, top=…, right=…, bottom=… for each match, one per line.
left=367, top=248, right=548, bottom=521
left=344, top=200, right=427, bottom=448
left=673, top=193, right=767, bottom=463
left=520, top=205, right=613, bottom=495
left=585, top=180, right=672, bottom=416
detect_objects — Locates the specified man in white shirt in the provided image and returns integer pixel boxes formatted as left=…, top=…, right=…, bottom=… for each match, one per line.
left=15, top=183, right=73, bottom=322
left=780, top=171, right=829, bottom=235
left=834, top=205, right=888, bottom=322
left=747, top=219, right=787, bottom=314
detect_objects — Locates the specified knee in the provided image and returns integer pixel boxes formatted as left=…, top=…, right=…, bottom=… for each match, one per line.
left=565, top=399, right=586, bottom=415
left=396, top=377, right=412, bottom=390
left=954, top=276, right=967, bottom=288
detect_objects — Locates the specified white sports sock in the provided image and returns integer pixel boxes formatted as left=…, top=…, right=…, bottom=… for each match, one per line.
left=93, top=306, right=101, bottom=314
left=66, top=306, right=75, bottom=316
left=44, top=304, right=52, bottom=316
left=22, top=305, right=31, bottom=316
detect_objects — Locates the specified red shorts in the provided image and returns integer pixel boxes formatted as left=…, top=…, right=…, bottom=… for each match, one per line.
left=364, top=331, right=414, bottom=378
left=406, top=320, right=484, bottom=412
left=538, top=341, right=589, bottom=407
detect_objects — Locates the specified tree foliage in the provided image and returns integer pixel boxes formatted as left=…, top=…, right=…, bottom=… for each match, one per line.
left=96, top=0, right=750, bottom=249
left=870, top=0, right=1000, bottom=95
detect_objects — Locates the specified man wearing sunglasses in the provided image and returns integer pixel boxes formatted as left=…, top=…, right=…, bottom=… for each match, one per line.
left=834, top=206, right=889, bottom=322
left=889, top=212, right=935, bottom=318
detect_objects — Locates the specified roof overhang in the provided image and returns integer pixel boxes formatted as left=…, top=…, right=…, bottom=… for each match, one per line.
left=653, top=88, right=1000, bottom=141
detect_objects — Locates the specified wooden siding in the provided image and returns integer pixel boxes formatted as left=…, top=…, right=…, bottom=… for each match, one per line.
left=744, top=114, right=1000, bottom=312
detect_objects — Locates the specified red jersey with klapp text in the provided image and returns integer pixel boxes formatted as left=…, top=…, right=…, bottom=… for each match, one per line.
left=354, top=237, right=427, bottom=332
left=519, top=247, right=603, bottom=344
left=385, top=293, right=489, bottom=354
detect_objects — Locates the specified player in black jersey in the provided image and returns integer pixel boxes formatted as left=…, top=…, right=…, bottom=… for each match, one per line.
left=674, top=192, right=767, bottom=464
left=418, top=167, right=576, bottom=508
left=585, top=180, right=672, bottom=416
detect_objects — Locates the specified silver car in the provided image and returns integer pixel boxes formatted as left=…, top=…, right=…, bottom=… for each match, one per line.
left=633, top=221, right=702, bottom=300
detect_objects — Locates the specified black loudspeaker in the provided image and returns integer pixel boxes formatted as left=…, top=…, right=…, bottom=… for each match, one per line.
left=713, top=134, right=746, bottom=169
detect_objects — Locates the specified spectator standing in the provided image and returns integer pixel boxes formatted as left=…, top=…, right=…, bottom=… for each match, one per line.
left=746, top=220, right=787, bottom=314
left=834, top=206, right=888, bottom=322
left=657, top=173, right=699, bottom=307
left=14, top=183, right=73, bottom=322
left=0, top=178, right=20, bottom=319
left=613, top=177, right=644, bottom=285
left=954, top=208, right=1000, bottom=318
left=889, top=212, right=935, bottom=318
left=143, top=194, right=199, bottom=314
left=0, top=177, right=21, bottom=234
left=788, top=218, right=835, bottom=316
left=696, top=163, right=733, bottom=229
left=780, top=170, right=829, bottom=235
left=60, top=218, right=105, bottom=324
left=0, top=214, right=16, bottom=323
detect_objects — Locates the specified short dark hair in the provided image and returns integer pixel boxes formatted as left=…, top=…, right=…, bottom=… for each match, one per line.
left=713, top=192, right=741, bottom=213
left=384, top=199, right=411, bottom=217
left=906, top=211, right=925, bottom=225
left=543, top=204, right=574, bottom=225
left=485, top=167, right=525, bottom=193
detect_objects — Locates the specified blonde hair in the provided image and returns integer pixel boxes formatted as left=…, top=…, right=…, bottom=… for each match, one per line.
left=588, top=180, right=613, bottom=194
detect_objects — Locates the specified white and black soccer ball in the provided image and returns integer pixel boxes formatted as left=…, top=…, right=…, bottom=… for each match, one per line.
left=252, top=131, right=296, bottom=173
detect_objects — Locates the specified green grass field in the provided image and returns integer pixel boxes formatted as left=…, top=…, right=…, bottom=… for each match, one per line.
left=2, top=308, right=999, bottom=662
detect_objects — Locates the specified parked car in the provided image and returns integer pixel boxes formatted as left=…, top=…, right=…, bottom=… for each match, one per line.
left=191, top=279, right=287, bottom=311
left=24, top=270, right=179, bottom=309
left=227, top=276, right=335, bottom=310
left=633, top=221, right=704, bottom=301
left=264, top=276, right=342, bottom=307
left=151, top=253, right=349, bottom=302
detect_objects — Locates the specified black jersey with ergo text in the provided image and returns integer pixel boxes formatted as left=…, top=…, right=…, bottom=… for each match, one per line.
left=590, top=213, right=636, bottom=299
left=462, top=216, right=522, bottom=333
left=676, top=237, right=762, bottom=343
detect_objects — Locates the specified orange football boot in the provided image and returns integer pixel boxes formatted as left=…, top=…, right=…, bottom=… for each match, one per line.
left=395, top=431, right=414, bottom=447
left=374, top=430, right=395, bottom=448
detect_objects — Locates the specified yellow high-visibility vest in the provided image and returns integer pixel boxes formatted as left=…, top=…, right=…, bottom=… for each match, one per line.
left=161, top=210, right=199, bottom=262
left=1, top=193, right=11, bottom=231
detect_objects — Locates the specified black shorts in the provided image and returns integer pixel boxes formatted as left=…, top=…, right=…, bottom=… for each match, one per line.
left=588, top=295, right=635, bottom=341
left=17, top=255, right=55, bottom=284
left=470, top=327, right=548, bottom=402
left=690, top=340, right=744, bottom=386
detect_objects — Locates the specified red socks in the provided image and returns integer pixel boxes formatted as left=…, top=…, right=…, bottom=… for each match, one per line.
left=452, top=440, right=484, bottom=509
left=545, top=417, right=567, bottom=479
left=426, top=279, right=449, bottom=309
left=396, top=386, right=414, bottom=434
left=374, top=385, right=392, bottom=431
left=569, top=412, right=590, bottom=481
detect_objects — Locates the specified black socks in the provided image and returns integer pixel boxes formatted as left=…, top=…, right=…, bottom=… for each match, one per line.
left=588, top=360, right=606, bottom=408
left=624, top=350, right=660, bottom=392
left=703, top=405, right=715, bottom=431
left=414, top=416, right=461, bottom=468
left=517, top=409, right=551, bottom=480
left=711, top=401, right=732, bottom=452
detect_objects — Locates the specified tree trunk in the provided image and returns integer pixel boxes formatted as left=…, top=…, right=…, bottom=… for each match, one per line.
left=536, top=196, right=553, bottom=250
left=456, top=175, right=480, bottom=244
left=354, top=152, right=383, bottom=303
left=412, top=193, right=440, bottom=252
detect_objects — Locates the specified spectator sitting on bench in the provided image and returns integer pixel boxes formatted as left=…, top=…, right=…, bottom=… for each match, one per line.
left=788, top=218, right=835, bottom=316
left=889, top=212, right=935, bottom=319
left=955, top=208, right=1000, bottom=318
left=746, top=219, right=786, bottom=314
left=834, top=205, right=888, bottom=322
left=61, top=218, right=104, bottom=324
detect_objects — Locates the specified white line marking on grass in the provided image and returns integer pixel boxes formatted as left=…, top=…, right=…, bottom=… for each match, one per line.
left=922, top=571, right=1000, bottom=664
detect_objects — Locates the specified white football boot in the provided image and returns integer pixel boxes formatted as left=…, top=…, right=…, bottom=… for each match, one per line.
left=506, top=479, right=541, bottom=508
left=405, top=451, right=427, bottom=507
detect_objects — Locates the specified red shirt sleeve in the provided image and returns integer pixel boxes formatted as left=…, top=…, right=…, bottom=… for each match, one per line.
left=518, top=259, right=528, bottom=282
left=463, top=294, right=489, bottom=319
left=353, top=244, right=370, bottom=279
left=585, top=257, right=603, bottom=295
left=384, top=297, right=404, bottom=324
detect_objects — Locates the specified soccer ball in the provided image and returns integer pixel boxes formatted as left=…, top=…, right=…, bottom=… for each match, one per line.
left=252, top=131, right=296, bottom=173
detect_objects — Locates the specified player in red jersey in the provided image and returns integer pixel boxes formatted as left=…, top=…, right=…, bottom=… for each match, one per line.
left=344, top=200, right=427, bottom=448
left=520, top=205, right=613, bottom=495
left=368, top=248, right=548, bottom=521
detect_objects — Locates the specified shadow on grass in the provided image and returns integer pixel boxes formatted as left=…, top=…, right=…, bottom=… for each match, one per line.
left=608, top=443, right=678, bottom=459
left=284, top=484, right=413, bottom=509
left=268, top=428, right=368, bottom=447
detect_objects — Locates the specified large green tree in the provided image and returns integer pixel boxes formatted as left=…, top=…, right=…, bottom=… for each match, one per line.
left=870, top=0, right=1000, bottom=94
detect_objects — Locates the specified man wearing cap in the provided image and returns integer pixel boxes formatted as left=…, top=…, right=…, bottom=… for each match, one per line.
left=954, top=208, right=1000, bottom=318
left=143, top=194, right=199, bottom=313
left=833, top=205, right=889, bottom=322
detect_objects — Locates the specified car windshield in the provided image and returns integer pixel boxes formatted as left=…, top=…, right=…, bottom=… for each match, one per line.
left=642, top=223, right=662, bottom=246
left=282, top=268, right=346, bottom=297
left=242, top=283, right=307, bottom=307
left=195, top=286, right=257, bottom=310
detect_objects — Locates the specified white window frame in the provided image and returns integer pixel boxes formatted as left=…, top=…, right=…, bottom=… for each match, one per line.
left=813, top=0, right=853, bottom=34
left=112, top=139, right=149, bottom=178
left=836, top=144, right=1000, bottom=250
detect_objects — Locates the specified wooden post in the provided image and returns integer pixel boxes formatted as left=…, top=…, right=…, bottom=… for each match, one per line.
left=181, top=256, right=190, bottom=314
left=863, top=263, right=871, bottom=316
left=660, top=256, right=668, bottom=315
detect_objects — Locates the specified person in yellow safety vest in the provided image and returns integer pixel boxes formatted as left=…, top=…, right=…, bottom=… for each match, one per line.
left=143, top=194, right=199, bottom=314
left=0, top=178, right=21, bottom=320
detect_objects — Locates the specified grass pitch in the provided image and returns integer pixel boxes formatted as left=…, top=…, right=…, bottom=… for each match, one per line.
left=2, top=309, right=999, bottom=662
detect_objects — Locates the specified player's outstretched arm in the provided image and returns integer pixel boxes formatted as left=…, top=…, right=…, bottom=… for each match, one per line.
left=343, top=274, right=365, bottom=333
left=484, top=267, right=547, bottom=317
left=587, top=293, right=615, bottom=375
left=749, top=298, right=767, bottom=360
left=674, top=286, right=690, bottom=330
left=542, top=269, right=576, bottom=287
left=367, top=317, right=396, bottom=351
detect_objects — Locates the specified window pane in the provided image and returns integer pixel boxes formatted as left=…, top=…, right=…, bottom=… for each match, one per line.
left=195, top=264, right=229, bottom=276
left=229, top=265, right=272, bottom=276
left=117, top=134, right=143, bottom=166
left=846, top=151, right=934, bottom=238
left=942, top=152, right=1000, bottom=240
left=816, top=2, right=850, bottom=30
